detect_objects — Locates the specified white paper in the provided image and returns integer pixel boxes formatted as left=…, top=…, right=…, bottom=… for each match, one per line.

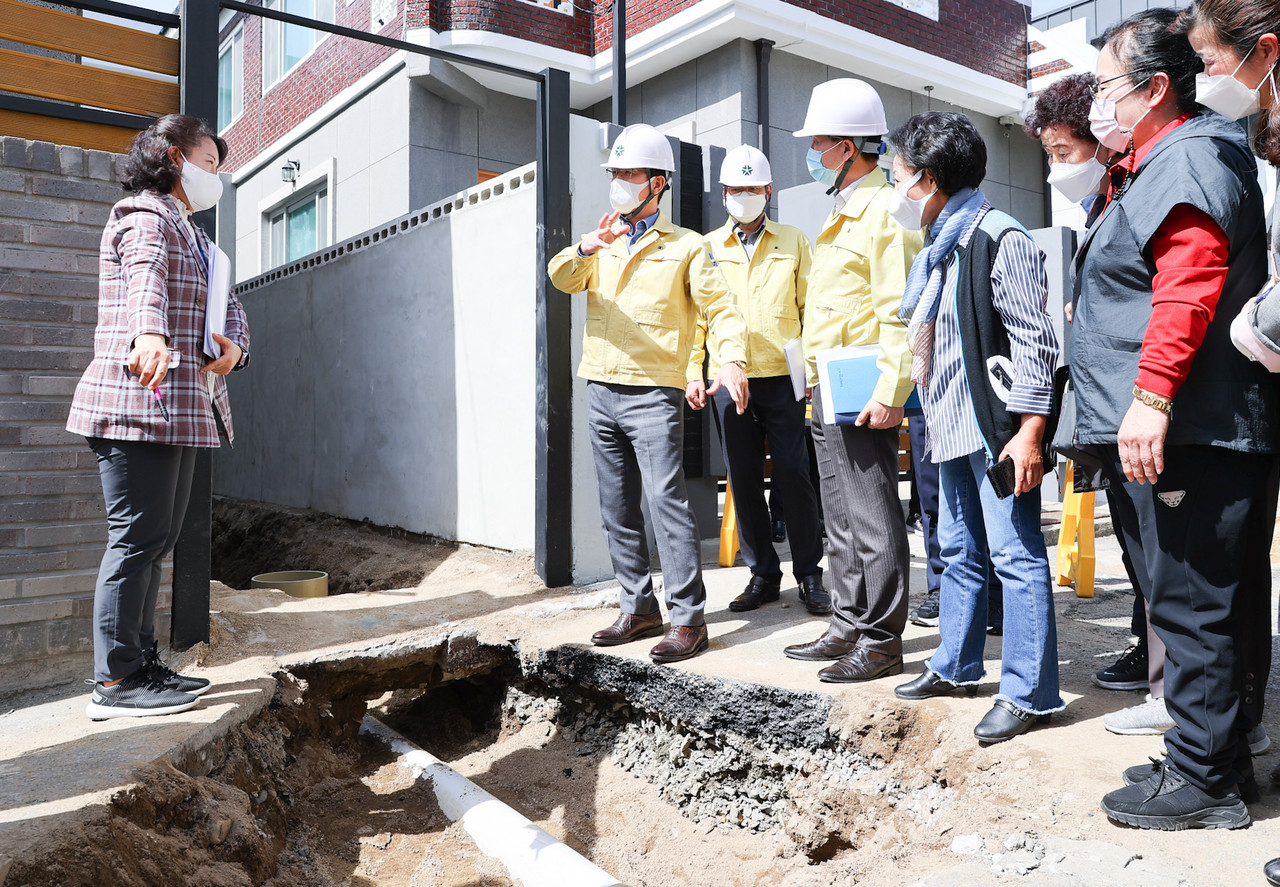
left=782, top=338, right=806, bottom=401
left=203, top=245, right=231, bottom=359
left=815, top=344, right=879, bottom=424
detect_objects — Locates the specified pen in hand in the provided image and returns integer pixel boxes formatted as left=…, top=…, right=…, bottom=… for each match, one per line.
left=152, top=387, right=170, bottom=422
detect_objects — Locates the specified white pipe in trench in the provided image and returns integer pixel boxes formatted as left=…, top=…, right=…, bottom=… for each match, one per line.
left=360, top=715, right=629, bottom=887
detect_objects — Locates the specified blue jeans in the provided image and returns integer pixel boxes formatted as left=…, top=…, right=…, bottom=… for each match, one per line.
left=927, top=450, right=1062, bottom=715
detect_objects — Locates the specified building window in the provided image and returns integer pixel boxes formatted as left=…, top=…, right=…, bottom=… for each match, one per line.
left=217, top=27, right=244, bottom=132
left=262, top=0, right=335, bottom=91
left=269, top=187, right=329, bottom=265
left=517, top=0, right=572, bottom=13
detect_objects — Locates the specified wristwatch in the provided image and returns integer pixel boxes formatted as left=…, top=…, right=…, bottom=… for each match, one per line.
left=233, top=347, right=251, bottom=371
left=1132, top=385, right=1172, bottom=415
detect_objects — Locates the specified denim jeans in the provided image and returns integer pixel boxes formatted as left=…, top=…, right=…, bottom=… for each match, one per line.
left=927, top=450, right=1063, bottom=715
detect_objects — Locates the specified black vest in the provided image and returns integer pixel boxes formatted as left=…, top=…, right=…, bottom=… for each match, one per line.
left=955, top=209, right=1043, bottom=458
left=1071, top=113, right=1276, bottom=453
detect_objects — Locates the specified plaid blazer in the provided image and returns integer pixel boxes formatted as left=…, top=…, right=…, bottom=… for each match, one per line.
left=66, top=190, right=250, bottom=447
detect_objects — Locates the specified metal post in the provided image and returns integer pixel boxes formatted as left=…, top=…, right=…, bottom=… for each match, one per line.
left=612, top=0, right=626, bottom=126
left=755, top=39, right=773, bottom=156
left=535, top=68, right=573, bottom=588
left=172, top=0, right=219, bottom=650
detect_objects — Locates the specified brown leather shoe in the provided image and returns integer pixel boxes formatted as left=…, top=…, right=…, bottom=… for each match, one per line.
left=817, top=646, right=904, bottom=683
left=784, top=630, right=859, bottom=661
left=591, top=611, right=664, bottom=647
left=649, top=624, right=709, bottom=663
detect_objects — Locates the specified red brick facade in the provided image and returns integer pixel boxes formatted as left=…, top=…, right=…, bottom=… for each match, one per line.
left=217, top=0, right=403, bottom=173
left=218, top=0, right=1027, bottom=172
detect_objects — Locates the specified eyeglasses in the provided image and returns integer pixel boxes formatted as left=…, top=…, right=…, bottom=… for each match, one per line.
left=1089, top=70, right=1154, bottom=99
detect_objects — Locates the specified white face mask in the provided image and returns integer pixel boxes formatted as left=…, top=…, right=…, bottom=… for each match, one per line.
left=1046, top=147, right=1109, bottom=205
left=609, top=177, right=653, bottom=215
left=1196, top=47, right=1275, bottom=120
left=178, top=153, right=223, bottom=212
left=887, top=169, right=936, bottom=230
left=725, top=191, right=767, bottom=224
left=1088, top=80, right=1150, bottom=153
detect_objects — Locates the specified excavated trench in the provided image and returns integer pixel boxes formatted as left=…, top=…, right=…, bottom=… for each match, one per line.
left=6, top=632, right=963, bottom=887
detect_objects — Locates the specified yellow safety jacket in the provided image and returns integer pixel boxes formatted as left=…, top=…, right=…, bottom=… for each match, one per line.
left=803, top=166, right=924, bottom=406
left=548, top=212, right=748, bottom=390
left=686, top=217, right=811, bottom=382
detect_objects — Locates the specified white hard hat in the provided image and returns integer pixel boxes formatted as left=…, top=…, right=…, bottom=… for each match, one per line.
left=719, top=145, right=772, bottom=186
left=602, top=124, right=675, bottom=172
left=793, top=79, right=888, bottom=138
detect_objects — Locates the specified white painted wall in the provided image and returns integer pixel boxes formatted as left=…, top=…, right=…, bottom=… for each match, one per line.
left=215, top=167, right=538, bottom=552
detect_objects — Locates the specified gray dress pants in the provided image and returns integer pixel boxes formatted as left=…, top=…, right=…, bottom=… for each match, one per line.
left=586, top=381, right=705, bottom=627
left=809, top=387, right=909, bottom=654
left=89, top=437, right=197, bottom=682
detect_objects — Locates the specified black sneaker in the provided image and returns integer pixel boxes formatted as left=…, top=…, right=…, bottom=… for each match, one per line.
left=986, top=600, right=1003, bottom=636
left=771, top=518, right=787, bottom=543
left=1092, top=641, right=1149, bottom=691
left=144, top=643, right=211, bottom=696
left=1101, top=761, right=1250, bottom=830
left=910, top=590, right=940, bottom=627
left=86, top=669, right=199, bottom=720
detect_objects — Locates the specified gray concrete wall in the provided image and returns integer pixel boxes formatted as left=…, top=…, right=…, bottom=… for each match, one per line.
left=0, top=138, right=154, bottom=693
left=215, top=166, right=539, bottom=552
left=228, top=64, right=539, bottom=285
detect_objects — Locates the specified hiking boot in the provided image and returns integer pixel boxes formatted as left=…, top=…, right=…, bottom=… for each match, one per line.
left=910, top=590, right=940, bottom=627
left=85, top=669, right=199, bottom=720
left=1092, top=641, right=1149, bottom=691
left=143, top=643, right=211, bottom=697
left=1101, top=761, right=1250, bottom=830
left=1103, top=694, right=1174, bottom=736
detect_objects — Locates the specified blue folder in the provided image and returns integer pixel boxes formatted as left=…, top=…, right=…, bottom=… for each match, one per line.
left=823, top=350, right=923, bottom=425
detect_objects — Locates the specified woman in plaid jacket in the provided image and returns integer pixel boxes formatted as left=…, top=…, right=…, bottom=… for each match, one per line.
left=66, top=115, right=250, bottom=720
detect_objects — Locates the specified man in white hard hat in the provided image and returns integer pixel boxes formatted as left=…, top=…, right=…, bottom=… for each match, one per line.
left=685, top=144, right=829, bottom=617
left=548, top=123, right=750, bottom=663
left=782, top=79, right=925, bottom=683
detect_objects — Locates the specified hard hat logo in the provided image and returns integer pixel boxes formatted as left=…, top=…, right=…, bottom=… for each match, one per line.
left=614, top=144, right=625, bottom=156
left=718, top=145, right=772, bottom=186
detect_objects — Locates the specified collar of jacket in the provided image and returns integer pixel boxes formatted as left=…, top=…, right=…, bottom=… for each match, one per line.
left=142, top=189, right=206, bottom=259
left=611, top=210, right=673, bottom=259
left=716, top=215, right=774, bottom=250
left=831, top=165, right=889, bottom=224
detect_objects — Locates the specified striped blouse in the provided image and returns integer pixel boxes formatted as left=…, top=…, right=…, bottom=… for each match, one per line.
left=922, top=205, right=1057, bottom=463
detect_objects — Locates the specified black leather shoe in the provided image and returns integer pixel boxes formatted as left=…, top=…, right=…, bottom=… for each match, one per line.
left=894, top=668, right=978, bottom=701
left=798, top=575, right=832, bottom=615
left=784, top=630, right=858, bottom=661
left=973, top=699, right=1050, bottom=744
left=1265, top=857, right=1280, bottom=886
left=729, top=576, right=781, bottom=612
left=818, top=646, right=903, bottom=683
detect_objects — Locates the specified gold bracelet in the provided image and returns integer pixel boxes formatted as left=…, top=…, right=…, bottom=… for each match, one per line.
left=1132, top=385, right=1173, bottom=415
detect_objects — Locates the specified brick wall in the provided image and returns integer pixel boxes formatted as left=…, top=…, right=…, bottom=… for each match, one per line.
left=0, top=137, right=152, bottom=694
left=218, top=0, right=404, bottom=174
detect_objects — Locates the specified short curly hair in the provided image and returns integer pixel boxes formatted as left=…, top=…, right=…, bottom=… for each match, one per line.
left=1022, top=74, right=1099, bottom=142
left=120, top=115, right=228, bottom=195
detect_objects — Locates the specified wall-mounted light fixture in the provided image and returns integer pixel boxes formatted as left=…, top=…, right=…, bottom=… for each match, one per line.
left=281, top=160, right=300, bottom=185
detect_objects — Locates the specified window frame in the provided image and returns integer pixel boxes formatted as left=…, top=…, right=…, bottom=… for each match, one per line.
left=260, top=0, right=335, bottom=94
left=217, top=25, right=244, bottom=133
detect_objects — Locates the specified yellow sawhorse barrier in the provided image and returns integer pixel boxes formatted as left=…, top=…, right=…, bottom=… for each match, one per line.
left=1055, top=460, right=1095, bottom=598
left=719, top=477, right=740, bottom=567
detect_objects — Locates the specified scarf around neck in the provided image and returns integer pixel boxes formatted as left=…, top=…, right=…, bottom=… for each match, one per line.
left=898, top=187, right=987, bottom=385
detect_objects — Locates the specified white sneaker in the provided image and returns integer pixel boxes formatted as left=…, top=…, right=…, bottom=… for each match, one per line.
left=1103, top=694, right=1175, bottom=736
